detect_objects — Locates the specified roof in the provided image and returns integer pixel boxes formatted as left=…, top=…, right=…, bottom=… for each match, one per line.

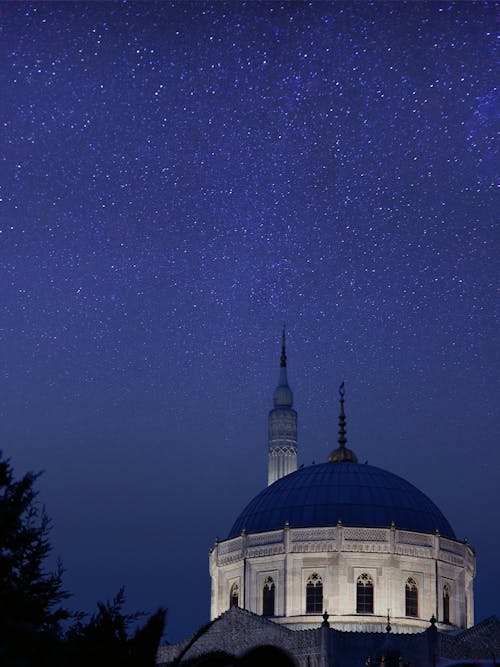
left=157, top=606, right=441, bottom=667
left=228, top=462, right=455, bottom=539
left=440, top=616, right=500, bottom=659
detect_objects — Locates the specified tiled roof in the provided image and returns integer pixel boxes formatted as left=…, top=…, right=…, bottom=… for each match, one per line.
left=441, top=616, right=500, bottom=659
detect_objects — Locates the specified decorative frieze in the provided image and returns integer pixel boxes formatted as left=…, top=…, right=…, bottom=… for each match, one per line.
left=215, top=528, right=473, bottom=569
left=269, top=445, right=296, bottom=455
left=291, top=527, right=336, bottom=542
left=290, top=541, right=336, bottom=553
left=218, top=537, right=242, bottom=555
left=344, top=527, right=388, bottom=542
left=218, top=552, right=243, bottom=566
left=246, top=545, right=285, bottom=558
left=343, top=541, right=391, bottom=553
left=395, top=545, right=432, bottom=558
left=440, top=537, right=465, bottom=557
left=247, top=530, right=283, bottom=546
left=397, top=531, right=434, bottom=547
left=439, top=551, right=464, bottom=567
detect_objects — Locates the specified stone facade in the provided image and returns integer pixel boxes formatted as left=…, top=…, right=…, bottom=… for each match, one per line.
left=210, top=525, right=475, bottom=633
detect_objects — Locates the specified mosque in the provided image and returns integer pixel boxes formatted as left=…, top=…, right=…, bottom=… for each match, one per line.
left=158, top=333, right=498, bottom=666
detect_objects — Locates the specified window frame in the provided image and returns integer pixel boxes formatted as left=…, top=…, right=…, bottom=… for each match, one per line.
left=305, top=572, right=323, bottom=614
left=443, top=584, right=451, bottom=624
left=262, top=576, right=275, bottom=617
left=229, top=582, right=239, bottom=608
left=356, top=572, right=374, bottom=614
left=405, top=577, right=419, bottom=617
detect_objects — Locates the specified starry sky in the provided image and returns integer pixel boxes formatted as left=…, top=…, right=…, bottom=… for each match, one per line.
left=1, top=0, right=498, bottom=644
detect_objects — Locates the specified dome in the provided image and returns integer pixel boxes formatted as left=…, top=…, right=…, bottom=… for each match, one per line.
left=228, top=462, right=455, bottom=539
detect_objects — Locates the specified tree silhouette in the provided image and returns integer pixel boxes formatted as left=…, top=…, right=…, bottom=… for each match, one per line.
left=0, top=452, right=69, bottom=666
left=0, top=452, right=165, bottom=665
left=64, top=588, right=165, bottom=667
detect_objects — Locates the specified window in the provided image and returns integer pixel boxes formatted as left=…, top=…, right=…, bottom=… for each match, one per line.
left=405, top=577, right=418, bottom=617
left=306, top=573, right=323, bottom=614
left=262, top=576, right=275, bottom=617
left=443, top=585, right=450, bottom=624
left=230, top=582, right=239, bottom=608
left=356, top=573, right=374, bottom=614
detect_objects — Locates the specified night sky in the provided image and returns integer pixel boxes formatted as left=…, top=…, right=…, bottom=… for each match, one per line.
left=1, top=1, right=498, bottom=644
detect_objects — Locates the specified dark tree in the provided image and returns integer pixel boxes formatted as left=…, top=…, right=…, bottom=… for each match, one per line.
left=0, top=452, right=69, bottom=666
left=64, top=588, right=166, bottom=667
left=129, top=603, right=167, bottom=665
left=0, top=452, right=165, bottom=666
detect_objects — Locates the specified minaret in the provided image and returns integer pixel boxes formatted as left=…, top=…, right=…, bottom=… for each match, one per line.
left=268, top=327, right=297, bottom=485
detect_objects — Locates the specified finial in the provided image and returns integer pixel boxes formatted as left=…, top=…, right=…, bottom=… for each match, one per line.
left=430, top=614, right=436, bottom=627
left=321, top=611, right=330, bottom=628
left=280, top=324, right=287, bottom=368
left=338, top=381, right=346, bottom=448
left=328, top=382, right=358, bottom=463
left=386, top=610, right=392, bottom=633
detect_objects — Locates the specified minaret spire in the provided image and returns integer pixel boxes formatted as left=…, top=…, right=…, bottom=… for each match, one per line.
left=268, top=329, right=297, bottom=485
left=328, top=382, right=358, bottom=463
left=280, top=325, right=287, bottom=368
left=274, top=326, right=292, bottom=409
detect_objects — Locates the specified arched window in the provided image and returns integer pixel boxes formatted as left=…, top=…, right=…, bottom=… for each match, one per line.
left=306, top=573, right=323, bottom=614
left=356, top=573, right=374, bottom=614
left=262, top=576, right=275, bottom=617
left=230, top=582, right=239, bottom=608
left=405, top=577, right=418, bottom=617
left=443, top=585, right=450, bottom=624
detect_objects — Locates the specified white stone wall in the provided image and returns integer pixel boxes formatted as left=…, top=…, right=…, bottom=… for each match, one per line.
left=210, top=525, right=475, bottom=632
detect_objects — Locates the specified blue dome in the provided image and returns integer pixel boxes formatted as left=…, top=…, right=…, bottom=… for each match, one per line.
left=228, top=462, right=455, bottom=539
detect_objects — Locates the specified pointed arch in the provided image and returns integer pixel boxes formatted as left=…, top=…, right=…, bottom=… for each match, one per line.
left=443, top=584, right=451, bottom=624
left=306, top=572, right=323, bottom=614
left=405, top=577, right=418, bottom=617
left=356, top=573, right=374, bottom=614
left=262, top=576, right=275, bottom=617
left=230, top=582, right=239, bottom=608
